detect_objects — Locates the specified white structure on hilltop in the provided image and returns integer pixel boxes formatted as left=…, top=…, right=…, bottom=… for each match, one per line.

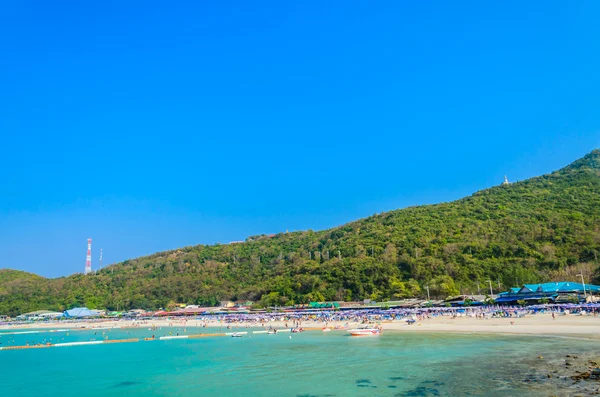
left=85, top=238, right=92, bottom=275
left=502, top=175, right=510, bottom=186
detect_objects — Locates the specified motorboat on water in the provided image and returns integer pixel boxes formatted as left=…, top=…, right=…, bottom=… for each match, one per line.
left=347, top=327, right=381, bottom=336
left=231, top=333, right=244, bottom=338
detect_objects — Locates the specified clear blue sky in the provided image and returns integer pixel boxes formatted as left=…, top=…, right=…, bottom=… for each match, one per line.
left=1, top=1, right=599, bottom=277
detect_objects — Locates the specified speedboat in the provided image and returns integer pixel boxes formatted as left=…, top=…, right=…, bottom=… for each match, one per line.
left=231, top=333, right=243, bottom=338
left=347, top=327, right=381, bottom=336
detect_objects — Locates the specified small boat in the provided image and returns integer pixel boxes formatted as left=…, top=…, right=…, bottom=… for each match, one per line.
left=322, top=327, right=332, bottom=332
left=291, top=328, right=304, bottom=333
left=231, top=333, right=243, bottom=338
left=347, top=327, right=381, bottom=336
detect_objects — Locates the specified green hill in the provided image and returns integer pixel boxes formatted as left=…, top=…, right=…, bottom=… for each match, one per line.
left=0, top=269, right=43, bottom=283
left=1, top=150, right=600, bottom=315
left=0, top=270, right=46, bottom=314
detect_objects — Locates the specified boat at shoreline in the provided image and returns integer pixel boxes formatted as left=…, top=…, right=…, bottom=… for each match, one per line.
left=347, top=327, right=381, bottom=336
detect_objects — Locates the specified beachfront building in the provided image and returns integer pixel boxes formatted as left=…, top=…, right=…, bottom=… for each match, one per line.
left=234, top=300, right=254, bottom=308
left=496, top=281, right=600, bottom=304
left=63, top=307, right=104, bottom=318
left=443, top=295, right=487, bottom=307
left=16, top=310, right=64, bottom=321
left=308, top=302, right=340, bottom=309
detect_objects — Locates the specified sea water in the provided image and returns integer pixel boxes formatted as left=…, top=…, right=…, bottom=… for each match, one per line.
left=0, top=327, right=593, bottom=396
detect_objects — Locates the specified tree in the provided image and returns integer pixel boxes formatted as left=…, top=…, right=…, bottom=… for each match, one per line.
left=540, top=244, right=557, bottom=261
left=260, top=292, right=283, bottom=307
left=568, top=295, right=580, bottom=304
left=306, top=291, right=325, bottom=302
left=429, top=275, right=459, bottom=298
left=390, top=278, right=408, bottom=299
left=370, top=289, right=383, bottom=302
left=382, top=243, right=398, bottom=265
left=406, top=279, right=422, bottom=297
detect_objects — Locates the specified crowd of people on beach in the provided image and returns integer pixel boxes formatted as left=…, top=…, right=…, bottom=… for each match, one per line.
left=174, top=304, right=600, bottom=326
left=2, top=303, right=600, bottom=329
left=3, top=303, right=600, bottom=347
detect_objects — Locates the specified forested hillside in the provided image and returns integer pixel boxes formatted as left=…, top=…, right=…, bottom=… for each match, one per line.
left=1, top=150, right=600, bottom=316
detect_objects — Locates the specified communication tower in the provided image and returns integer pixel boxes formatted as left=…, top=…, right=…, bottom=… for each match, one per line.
left=85, top=238, right=92, bottom=275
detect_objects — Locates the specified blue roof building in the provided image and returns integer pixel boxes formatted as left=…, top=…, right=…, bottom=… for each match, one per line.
left=63, top=307, right=100, bottom=318
left=496, top=281, right=600, bottom=304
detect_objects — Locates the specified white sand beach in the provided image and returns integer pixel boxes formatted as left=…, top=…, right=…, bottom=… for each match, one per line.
left=3, top=312, right=600, bottom=338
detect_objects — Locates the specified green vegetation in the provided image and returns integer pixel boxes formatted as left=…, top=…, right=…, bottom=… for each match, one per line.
left=568, top=295, right=580, bottom=304
left=1, top=150, right=600, bottom=316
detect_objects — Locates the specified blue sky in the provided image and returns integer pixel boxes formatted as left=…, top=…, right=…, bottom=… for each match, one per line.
left=1, top=1, right=599, bottom=277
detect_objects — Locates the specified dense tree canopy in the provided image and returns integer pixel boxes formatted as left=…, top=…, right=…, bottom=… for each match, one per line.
left=1, top=150, right=600, bottom=316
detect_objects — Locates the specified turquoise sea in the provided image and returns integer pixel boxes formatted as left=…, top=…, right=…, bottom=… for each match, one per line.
left=0, top=327, right=593, bottom=396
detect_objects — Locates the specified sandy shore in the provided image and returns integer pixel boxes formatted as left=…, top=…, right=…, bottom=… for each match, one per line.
left=383, top=313, right=600, bottom=337
left=3, top=312, right=600, bottom=338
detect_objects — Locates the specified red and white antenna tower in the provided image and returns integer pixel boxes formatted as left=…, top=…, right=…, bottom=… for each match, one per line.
left=85, top=238, right=92, bottom=275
